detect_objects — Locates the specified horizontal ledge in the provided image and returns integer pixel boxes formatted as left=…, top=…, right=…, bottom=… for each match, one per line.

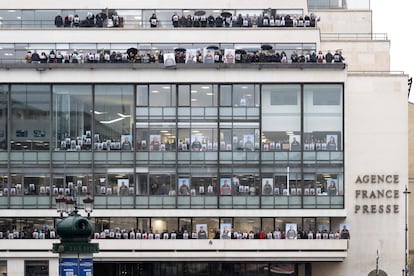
left=0, top=63, right=347, bottom=71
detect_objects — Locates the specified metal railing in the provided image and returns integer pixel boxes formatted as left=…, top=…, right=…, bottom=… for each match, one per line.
left=321, top=33, right=388, bottom=41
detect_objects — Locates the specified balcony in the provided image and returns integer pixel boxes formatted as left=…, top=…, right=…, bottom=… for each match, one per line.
left=0, top=239, right=348, bottom=262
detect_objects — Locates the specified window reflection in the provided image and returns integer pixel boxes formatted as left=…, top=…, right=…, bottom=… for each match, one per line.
left=150, top=174, right=174, bottom=195
left=11, top=85, right=50, bottom=151
left=0, top=85, right=7, bottom=150
left=262, top=85, right=301, bottom=153
left=95, top=172, right=134, bottom=196
left=95, top=85, right=134, bottom=151
left=53, top=85, right=92, bottom=151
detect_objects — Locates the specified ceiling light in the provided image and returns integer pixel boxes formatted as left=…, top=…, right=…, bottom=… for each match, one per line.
left=93, top=110, right=107, bottom=115
left=117, top=113, right=131, bottom=118
left=151, top=90, right=159, bottom=93
left=162, top=86, right=170, bottom=89
left=201, top=86, right=210, bottom=89
left=100, top=117, right=125, bottom=124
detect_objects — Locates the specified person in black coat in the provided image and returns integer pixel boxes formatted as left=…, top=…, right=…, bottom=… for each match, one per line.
left=54, top=14, right=63, bottom=27
left=149, top=13, right=158, bottom=28
left=30, top=51, right=41, bottom=64
left=325, top=50, right=333, bottom=63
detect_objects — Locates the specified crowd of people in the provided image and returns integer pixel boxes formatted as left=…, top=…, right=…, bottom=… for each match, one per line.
left=0, top=227, right=56, bottom=239
left=54, top=12, right=121, bottom=28
left=170, top=12, right=319, bottom=28
left=92, top=226, right=350, bottom=240
left=52, top=10, right=317, bottom=29
left=23, top=48, right=344, bottom=65
left=0, top=225, right=350, bottom=240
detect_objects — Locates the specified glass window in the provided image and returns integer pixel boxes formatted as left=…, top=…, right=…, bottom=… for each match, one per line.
left=232, top=123, right=260, bottom=152
left=94, top=172, right=134, bottom=196
left=25, top=260, right=49, bottom=276
left=0, top=261, right=6, bottom=275
left=0, top=175, right=8, bottom=196
left=191, top=176, right=216, bottom=196
left=136, top=173, right=148, bottom=195
left=232, top=174, right=258, bottom=196
left=307, top=0, right=344, bottom=9
left=53, top=85, right=92, bottom=151
left=24, top=175, right=50, bottom=196
left=10, top=173, right=50, bottom=196
left=233, top=84, right=258, bottom=107
left=274, top=174, right=288, bottom=196
left=317, top=172, right=343, bottom=196
left=234, top=218, right=260, bottom=233
left=136, top=122, right=148, bottom=151
left=94, top=217, right=110, bottom=232
left=191, top=84, right=217, bottom=106
left=95, top=85, right=134, bottom=151
left=149, top=84, right=176, bottom=107
left=192, top=218, right=218, bottom=239
left=11, top=85, right=50, bottom=150
left=190, top=122, right=218, bottom=152
left=138, top=218, right=150, bottom=232
left=178, top=218, right=191, bottom=233
left=219, top=127, right=232, bottom=151
left=179, top=85, right=190, bottom=106
left=275, top=218, right=302, bottom=234
left=262, top=218, right=274, bottom=233
left=151, top=217, right=178, bottom=234
left=304, top=84, right=343, bottom=151
left=220, top=85, right=232, bottom=106
left=177, top=125, right=190, bottom=151
left=262, top=85, right=301, bottom=152
left=65, top=175, right=92, bottom=196
left=303, top=218, right=316, bottom=232
left=136, top=85, right=148, bottom=106
left=109, top=217, right=137, bottom=231
left=149, top=122, right=176, bottom=152
left=316, top=217, right=331, bottom=232
left=0, top=85, right=7, bottom=150
left=150, top=174, right=173, bottom=195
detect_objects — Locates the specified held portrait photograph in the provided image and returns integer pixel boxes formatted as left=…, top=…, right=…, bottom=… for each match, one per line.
left=163, top=52, right=176, bottom=67
left=224, top=49, right=235, bottom=64
left=178, top=178, right=190, bottom=195
left=220, top=223, right=232, bottom=240
left=117, top=179, right=129, bottom=196
left=262, top=178, right=273, bottom=195
left=220, top=178, right=232, bottom=196
left=326, top=134, right=338, bottom=151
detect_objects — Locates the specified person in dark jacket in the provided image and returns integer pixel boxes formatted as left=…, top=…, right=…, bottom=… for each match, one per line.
left=149, top=13, right=158, bottom=28
left=30, top=50, right=41, bottom=64
left=54, top=14, right=63, bottom=27
left=325, top=50, right=333, bottom=63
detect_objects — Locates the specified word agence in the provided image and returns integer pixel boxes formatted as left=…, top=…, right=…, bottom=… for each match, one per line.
left=354, top=174, right=400, bottom=214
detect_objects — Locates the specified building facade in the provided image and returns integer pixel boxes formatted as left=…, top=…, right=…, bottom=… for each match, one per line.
left=0, top=0, right=408, bottom=275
